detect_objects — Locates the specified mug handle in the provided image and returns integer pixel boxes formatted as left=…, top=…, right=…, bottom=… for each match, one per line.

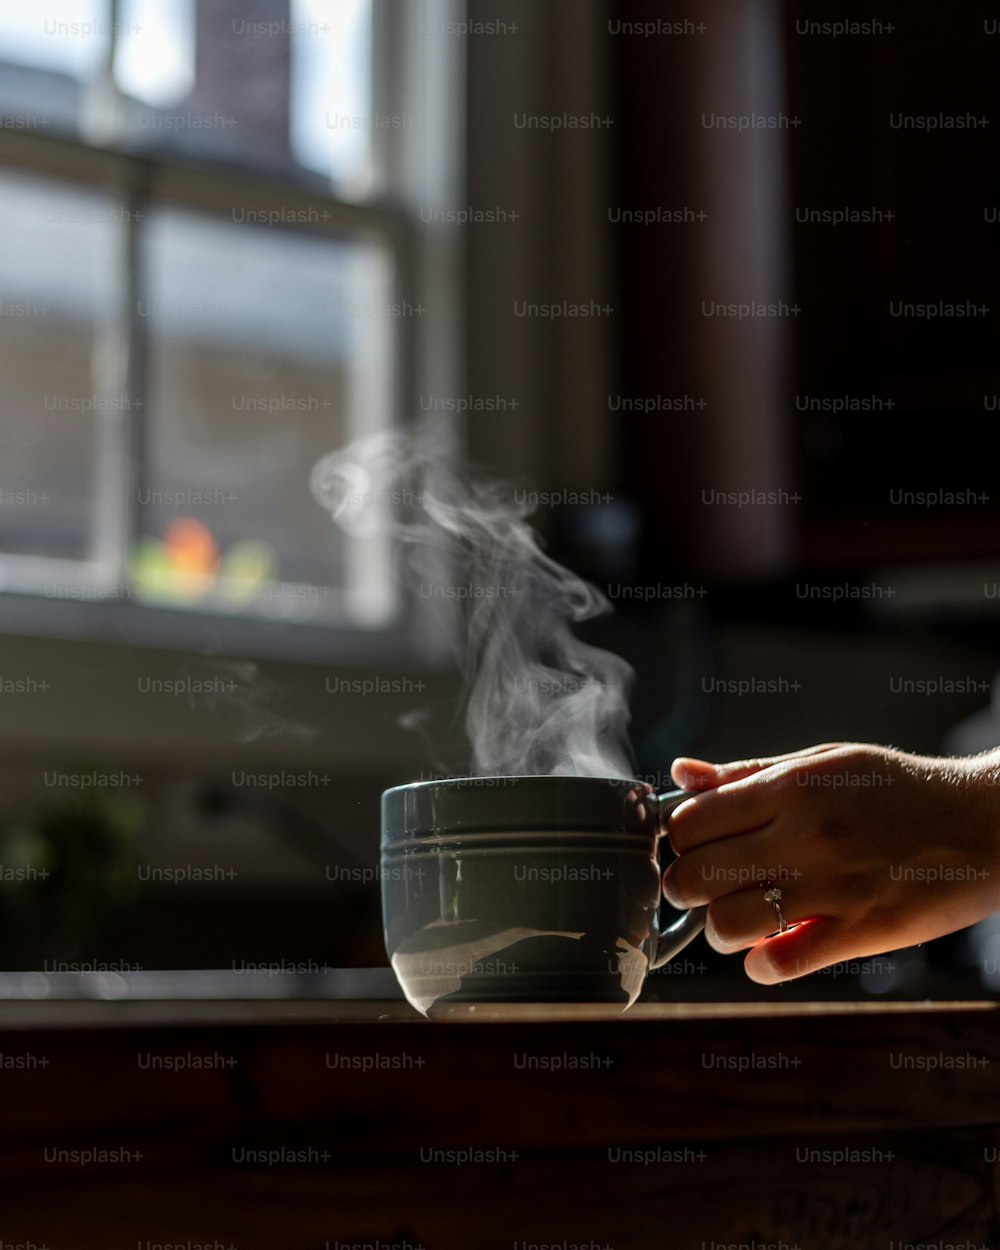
left=647, top=788, right=707, bottom=970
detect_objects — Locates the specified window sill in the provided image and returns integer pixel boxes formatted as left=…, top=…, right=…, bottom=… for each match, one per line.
left=0, top=591, right=448, bottom=669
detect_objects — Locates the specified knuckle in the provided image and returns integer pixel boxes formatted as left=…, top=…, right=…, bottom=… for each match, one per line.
left=827, top=743, right=882, bottom=776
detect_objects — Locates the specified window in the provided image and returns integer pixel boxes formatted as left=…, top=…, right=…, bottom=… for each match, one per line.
left=0, top=168, right=122, bottom=567
left=0, top=0, right=459, bottom=646
left=0, top=0, right=376, bottom=189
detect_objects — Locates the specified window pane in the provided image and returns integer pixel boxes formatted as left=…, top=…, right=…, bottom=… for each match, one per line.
left=0, top=170, right=124, bottom=565
left=290, top=0, right=374, bottom=195
left=115, top=0, right=196, bottom=110
left=0, top=0, right=110, bottom=137
left=0, top=1, right=376, bottom=192
left=138, top=205, right=397, bottom=625
left=112, top=0, right=375, bottom=194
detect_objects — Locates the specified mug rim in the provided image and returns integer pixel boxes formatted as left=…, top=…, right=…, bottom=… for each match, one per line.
left=382, top=774, right=645, bottom=797
left=381, top=774, right=660, bottom=839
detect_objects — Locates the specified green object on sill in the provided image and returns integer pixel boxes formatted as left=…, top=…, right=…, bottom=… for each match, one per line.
left=0, top=767, right=147, bottom=961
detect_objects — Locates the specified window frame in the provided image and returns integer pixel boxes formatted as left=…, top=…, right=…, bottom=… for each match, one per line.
left=0, top=0, right=465, bottom=669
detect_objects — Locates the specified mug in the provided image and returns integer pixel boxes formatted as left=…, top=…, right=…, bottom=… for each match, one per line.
left=380, top=775, right=707, bottom=1014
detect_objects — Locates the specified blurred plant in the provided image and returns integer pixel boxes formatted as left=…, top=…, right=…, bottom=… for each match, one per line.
left=130, top=516, right=278, bottom=606
left=0, top=768, right=147, bottom=962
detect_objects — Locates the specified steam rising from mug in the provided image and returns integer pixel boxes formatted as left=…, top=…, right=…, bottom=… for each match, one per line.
left=310, top=421, right=634, bottom=779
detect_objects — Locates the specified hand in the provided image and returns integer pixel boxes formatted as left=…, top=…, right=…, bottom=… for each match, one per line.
left=661, top=742, right=1000, bottom=984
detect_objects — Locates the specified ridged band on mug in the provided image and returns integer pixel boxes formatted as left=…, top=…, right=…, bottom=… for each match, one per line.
left=381, top=829, right=658, bottom=855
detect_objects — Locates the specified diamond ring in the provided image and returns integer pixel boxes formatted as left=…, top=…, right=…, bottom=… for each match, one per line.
left=761, top=883, right=788, bottom=934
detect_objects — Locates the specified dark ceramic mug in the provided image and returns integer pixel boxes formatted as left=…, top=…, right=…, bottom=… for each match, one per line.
left=381, top=775, right=707, bottom=1014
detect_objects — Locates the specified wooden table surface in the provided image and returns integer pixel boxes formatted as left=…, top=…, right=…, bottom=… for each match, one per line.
left=2, top=997, right=998, bottom=1249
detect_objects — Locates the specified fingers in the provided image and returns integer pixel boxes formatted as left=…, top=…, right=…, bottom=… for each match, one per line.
left=743, top=916, right=854, bottom=984
left=700, top=881, right=831, bottom=954
left=667, top=742, right=864, bottom=854
left=662, top=824, right=800, bottom=908
left=670, top=758, right=724, bottom=791
left=667, top=774, right=783, bottom=854
left=667, top=751, right=844, bottom=853
left=671, top=744, right=846, bottom=792
left=698, top=882, right=896, bottom=983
